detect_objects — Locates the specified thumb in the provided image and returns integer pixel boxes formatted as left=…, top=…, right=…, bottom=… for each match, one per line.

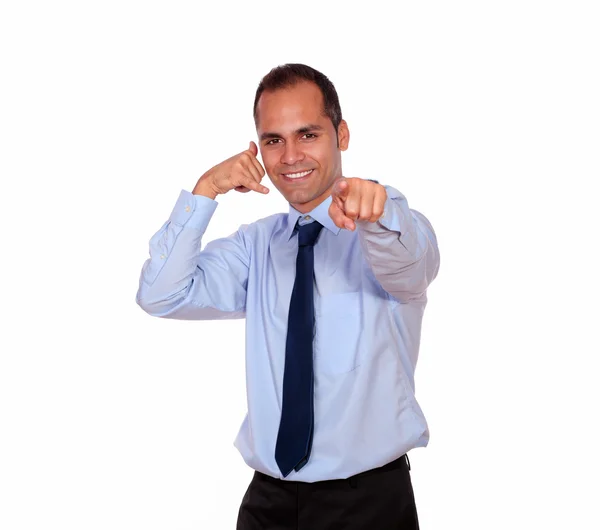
left=329, top=199, right=355, bottom=231
left=248, top=141, right=258, bottom=157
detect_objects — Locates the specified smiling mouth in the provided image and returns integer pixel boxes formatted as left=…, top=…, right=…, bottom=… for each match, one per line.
left=282, top=169, right=314, bottom=180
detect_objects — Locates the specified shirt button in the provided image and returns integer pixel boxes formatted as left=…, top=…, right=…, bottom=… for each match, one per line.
left=160, top=254, right=165, bottom=259
left=304, top=215, right=311, bottom=220
left=185, top=205, right=191, bottom=212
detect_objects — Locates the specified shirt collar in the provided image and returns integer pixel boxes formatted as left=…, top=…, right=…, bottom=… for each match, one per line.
left=284, top=194, right=342, bottom=240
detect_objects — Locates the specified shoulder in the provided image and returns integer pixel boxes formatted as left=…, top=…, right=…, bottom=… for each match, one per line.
left=237, top=212, right=288, bottom=242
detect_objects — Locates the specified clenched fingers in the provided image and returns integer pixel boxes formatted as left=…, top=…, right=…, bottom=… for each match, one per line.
left=367, top=185, right=387, bottom=222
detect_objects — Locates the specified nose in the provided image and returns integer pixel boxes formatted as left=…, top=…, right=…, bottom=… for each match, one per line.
left=281, top=141, right=305, bottom=166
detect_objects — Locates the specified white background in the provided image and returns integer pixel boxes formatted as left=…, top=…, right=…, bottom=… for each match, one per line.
left=1, top=1, right=599, bottom=529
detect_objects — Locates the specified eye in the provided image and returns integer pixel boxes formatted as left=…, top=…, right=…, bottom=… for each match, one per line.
left=302, top=133, right=318, bottom=139
left=266, top=138, right=281, bottom=145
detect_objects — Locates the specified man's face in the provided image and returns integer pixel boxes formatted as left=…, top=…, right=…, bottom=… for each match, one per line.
left=255, top=81, right=349, bottom=213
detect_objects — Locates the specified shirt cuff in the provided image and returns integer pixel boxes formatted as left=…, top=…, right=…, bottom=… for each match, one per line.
left=168, top=189, right=219, bottom=230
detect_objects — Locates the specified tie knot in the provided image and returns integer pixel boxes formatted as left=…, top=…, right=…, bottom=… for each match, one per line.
left=297, top=220, right=323, bottom=247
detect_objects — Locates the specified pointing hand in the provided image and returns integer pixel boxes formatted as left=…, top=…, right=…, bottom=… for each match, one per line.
left=329, top=178, right=387, bottom=231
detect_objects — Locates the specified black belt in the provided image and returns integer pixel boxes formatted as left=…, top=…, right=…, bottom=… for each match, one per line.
left=346, top=453, right=410, bottom=488
left=256, top=453, right=411, bottom=488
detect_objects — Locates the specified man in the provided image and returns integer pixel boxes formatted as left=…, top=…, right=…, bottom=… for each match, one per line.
left=136, top=63, right=440, bottom=529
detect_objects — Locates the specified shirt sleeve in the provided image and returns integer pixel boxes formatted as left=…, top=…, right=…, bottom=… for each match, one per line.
left=357, top=185, right=440, bottom=303
left=135, top=189, right=250, bottom=319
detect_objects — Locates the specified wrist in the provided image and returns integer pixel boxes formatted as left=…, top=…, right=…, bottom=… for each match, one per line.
left=192, top=177, right=219, bottom=200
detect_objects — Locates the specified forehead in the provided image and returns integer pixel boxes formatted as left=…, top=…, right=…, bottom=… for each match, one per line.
left=256, top=81, right=328, bottom=133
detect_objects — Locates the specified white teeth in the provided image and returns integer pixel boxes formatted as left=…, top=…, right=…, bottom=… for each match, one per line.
left=284, top=169, right=313, bottom=179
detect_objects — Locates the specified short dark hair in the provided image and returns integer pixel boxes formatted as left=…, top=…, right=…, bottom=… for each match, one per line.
left=253, top=63, right=343, bottom=141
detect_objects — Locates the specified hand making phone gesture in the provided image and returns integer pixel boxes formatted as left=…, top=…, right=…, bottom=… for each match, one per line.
left=193, top=141, right=269, bottom=199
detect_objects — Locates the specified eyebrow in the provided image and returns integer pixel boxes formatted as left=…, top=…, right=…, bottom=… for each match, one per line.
left=259, top=124, right=324, bottom=142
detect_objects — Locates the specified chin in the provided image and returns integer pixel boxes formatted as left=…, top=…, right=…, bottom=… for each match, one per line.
left=285, top=190, right=316, bottom=205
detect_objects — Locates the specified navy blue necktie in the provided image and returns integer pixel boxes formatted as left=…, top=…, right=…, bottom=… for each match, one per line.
left=275, top=219, right=323, bottom=477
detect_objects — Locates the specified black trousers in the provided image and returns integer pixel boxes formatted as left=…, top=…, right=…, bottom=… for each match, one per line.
left=237, top=454, right=419, bottom=530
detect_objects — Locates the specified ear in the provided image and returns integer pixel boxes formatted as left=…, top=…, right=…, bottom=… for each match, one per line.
left=337, top=119, right=350, bottom=151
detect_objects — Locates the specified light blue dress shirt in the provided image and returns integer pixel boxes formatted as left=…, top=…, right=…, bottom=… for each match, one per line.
left=136, top=184, right=440, bottom=482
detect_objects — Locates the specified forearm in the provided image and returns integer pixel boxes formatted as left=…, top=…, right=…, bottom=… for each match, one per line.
left=358, top=186, right=440, bottom=302
left=135, top=190, right=248, bottom=319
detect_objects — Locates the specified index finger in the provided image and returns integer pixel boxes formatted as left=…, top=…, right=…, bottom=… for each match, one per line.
left=332, top=178, right=350, bottom=201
